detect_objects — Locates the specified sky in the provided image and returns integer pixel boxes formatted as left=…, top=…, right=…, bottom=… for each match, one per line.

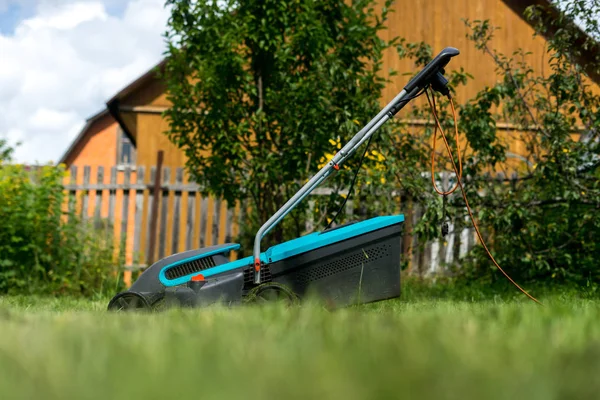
left=0, top=0, right=171, bottom=164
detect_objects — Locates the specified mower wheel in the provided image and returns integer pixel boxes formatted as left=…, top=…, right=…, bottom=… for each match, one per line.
left=245, top=282, right=298, bottom=305
left=107, top=292, right=152, bottom=312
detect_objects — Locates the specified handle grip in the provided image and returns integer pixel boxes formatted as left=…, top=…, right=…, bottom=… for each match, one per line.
left=404, top=47, right=459, bottom=93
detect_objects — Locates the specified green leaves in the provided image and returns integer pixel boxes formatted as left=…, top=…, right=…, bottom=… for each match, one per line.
left=453, top=3, right=600, bottom=286
left=163, top=0, right=396, bottom=243
left=0, top=164, right=124, bottom=296
left=0, top=139, right=14, bottom=163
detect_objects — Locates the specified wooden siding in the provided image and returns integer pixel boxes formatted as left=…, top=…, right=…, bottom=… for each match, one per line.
left=62, top=114, right=119, bottom=168
left=113, top=0, right=595, bottom=171
left=133, top=113, right=187, bottom=169
left=381, top=0, right=548, bottom=105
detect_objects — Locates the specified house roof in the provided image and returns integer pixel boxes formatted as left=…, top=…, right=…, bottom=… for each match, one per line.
left=106, top=58, right=167, bottom=146
left=58, top=60, right=166, bottom=166
left=58, top=109, right=112, bottom=165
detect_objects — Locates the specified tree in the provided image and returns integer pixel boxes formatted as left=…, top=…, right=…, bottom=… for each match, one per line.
left=163, top=0, right=396, bottom=247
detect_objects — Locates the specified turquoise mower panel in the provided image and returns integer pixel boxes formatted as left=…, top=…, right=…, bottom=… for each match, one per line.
left=158, top=214, right=404, bottom=287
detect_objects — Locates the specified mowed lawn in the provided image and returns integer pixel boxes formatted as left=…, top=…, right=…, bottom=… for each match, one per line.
left=1, top=290, right=600, bottom=400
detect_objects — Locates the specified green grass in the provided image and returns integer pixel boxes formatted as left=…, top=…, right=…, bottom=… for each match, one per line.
left=1, top=286, right=600, bottom=400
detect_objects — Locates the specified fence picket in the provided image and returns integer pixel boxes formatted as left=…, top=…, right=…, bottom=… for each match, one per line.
left=185, top=173, right=196, bottom=251
left=435, top=173, right=450, bottom=272
left=411, top=203, right=422, bottom=274
left=145, top=166, right=156, bottom=263
left=81, top=166, right=91, bottom=219
left=225, top=202, right=234, bottom=243
left=172, top=168, right=183, bottom=254
left=158, top=167, right=170, bottom=259
left=460, top=214, right=472, bottom=258
left=69, top=166, right=77, bottom=214
left=212, top=198, right=221, bottom=246
left=199, top=197, right=208, bottom=248
left=402, top=197, right=413, bottom=271
left=133, top=167, right=145, bottom=263
left=238, top=200, right=247, bottom=235
left=445, top=218, right=455, bottom=265
left=422, top=239, right=432, bottom=276
left=61, top=163, right=494, bottom=277
left=121, top=167, right=131, bottom=245
left=95, top=167, right=104, bottom=221
left=108, top=167, right=117, bottom=226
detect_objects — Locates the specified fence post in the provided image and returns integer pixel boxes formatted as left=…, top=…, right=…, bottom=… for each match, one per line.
left=69, top=166, right=77, bottom=216
left=225, top=202, right=234, bottom=243
left=108, top=167, right=117, bottom=226
left=133, top=167, right=145, bottom=264
left=305, top=200, right=315, bottom=233
left=158, top=167, right=171, bottom=259
left=402, top=196, right=414, bottom=273
left=81, top=166, right=90, bottom=219
left=199, top=197, right=208, bottom=248
left=121, top=167, right=131, bottom=247
left=435, top=172, right=451, bottom=273
left=172, top=168, right=183, bottom=254
left=185, top=172, right=196, bottom=251
left=147, top=151, right=164, bottom=266
left=212, top=198, right=221, bottom=246
left=94, top=167, right=104, bottom=221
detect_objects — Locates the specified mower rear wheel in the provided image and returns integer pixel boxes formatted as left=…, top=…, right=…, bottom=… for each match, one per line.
left=245, top=282, right=298, bottom=305
left=107, top=292, right=152, bottom=312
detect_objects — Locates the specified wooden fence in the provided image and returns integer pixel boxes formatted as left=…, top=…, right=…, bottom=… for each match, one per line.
left=64, top=164, right=477, bottom=283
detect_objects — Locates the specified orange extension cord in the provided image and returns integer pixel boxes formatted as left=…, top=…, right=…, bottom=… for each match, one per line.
left=425, top=89, right=542, bottom=305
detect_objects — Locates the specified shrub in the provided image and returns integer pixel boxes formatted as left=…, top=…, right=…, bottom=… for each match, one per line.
left=382, top=3, right=600, bottom=286
left=0, top=158, right=125, bottom=297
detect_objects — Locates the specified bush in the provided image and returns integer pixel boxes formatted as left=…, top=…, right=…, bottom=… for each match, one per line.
left=0, top=159, right=125, bottom=297
left=384, top=4, right=600, bottom=287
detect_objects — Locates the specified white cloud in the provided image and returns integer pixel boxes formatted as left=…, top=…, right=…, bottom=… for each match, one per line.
left=0, top=0, right=170, bottom=164
left=22, top=2, right=108, bottom=30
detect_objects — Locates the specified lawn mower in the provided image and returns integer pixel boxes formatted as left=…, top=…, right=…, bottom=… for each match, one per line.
left=107, top=47, right=460, bottom=311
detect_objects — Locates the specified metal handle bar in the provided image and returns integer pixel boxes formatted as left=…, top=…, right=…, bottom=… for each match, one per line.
left=252, top=47, right=460, bottom=283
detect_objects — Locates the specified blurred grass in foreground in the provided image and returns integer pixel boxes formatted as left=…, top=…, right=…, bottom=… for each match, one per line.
left=0, top=280, right=599, bottom=400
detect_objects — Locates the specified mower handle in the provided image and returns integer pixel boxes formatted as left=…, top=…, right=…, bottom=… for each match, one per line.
left=252, top=47, right=460, bottom=284
left=404, top=47, right=459, bottom=93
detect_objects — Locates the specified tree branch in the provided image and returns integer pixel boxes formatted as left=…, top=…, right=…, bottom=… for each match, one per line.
left=481, top=44, right=551, bottom=139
